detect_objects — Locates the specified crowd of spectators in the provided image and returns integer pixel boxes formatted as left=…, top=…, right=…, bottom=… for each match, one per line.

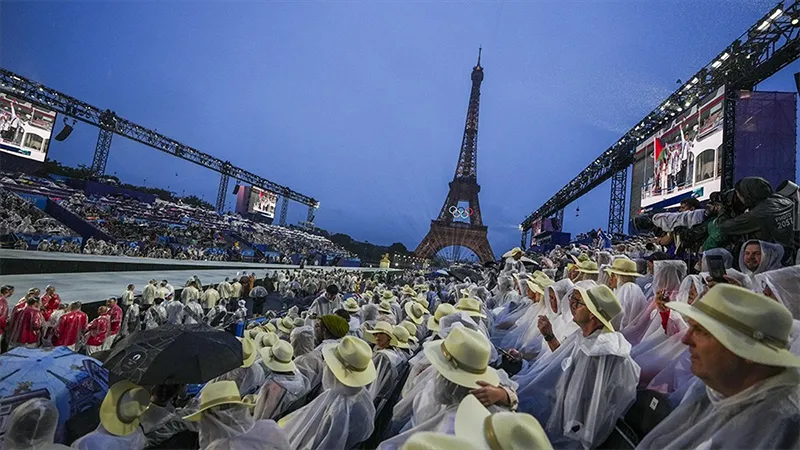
left=0, top=189, right=77, bottom=237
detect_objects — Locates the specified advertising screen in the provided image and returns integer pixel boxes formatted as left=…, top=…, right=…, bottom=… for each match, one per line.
left=634, top=86, right=725, bottom=211
left=0, top=91, right=56, bottom=162
left=249, top=186, right=278, bottom=218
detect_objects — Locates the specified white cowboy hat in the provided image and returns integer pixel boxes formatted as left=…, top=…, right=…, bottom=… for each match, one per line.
left=260, top=340, right=296, bottom=373
left=364, top=321, right=399, bottom=346
left=392, top=325, right=411, bottom=349
left=277, top=317, right=295, bottom=335
left=263, top=322, right=277, bottom=333
left=401, top=320, right=419, bottom=342
left=573, top=285, right=622, bottom=332
left=424, top=327, right=499, bottom=388
left=405, top=302, right=428, bottom=324
left=667, top=284, right=800, bottom=368
left=293, top=317, right=305, bottom=328
left=576, top=260, right=599, bottom=274
left=502, top=247, right=524, bottom=258
left=381, top=290, right=395, bottom=300
left=455, top=395, right=553, bottom=450
left=378, top=300, right=393, bottom=314
left=241, top=337, right=257, bottom=368
left=183, top=380, right=250, bottom=421
left=100, top=381, right=150, bottom=437
left=322, top=336, right=377, bottom=387
left=257, top=331, right=280, bottom=350
left=247, top=328, right=260, bottom=340
left=344, top=298, right=360, bottom=313
left=414, top=293, right=429, bottom=308
left=455, top=297, right=486, bottom=319
left=525, top=279, right=545, bottom=296
left=402, top=285, right=417, bottom=296
left=401, top=432, right=482, bottom=450
left=604, top=258, right=642, bottom=278
left=427, top=303, right=457, bottom=333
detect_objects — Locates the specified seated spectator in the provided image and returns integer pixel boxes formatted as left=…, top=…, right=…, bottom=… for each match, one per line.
left=637, top=285, right=800, bottom=449
left=294, top=314, right=349, bottom=390
left=72, top=381, right=149, bottom=450
left=3, top=398, right=70, bottom=450
left=253, top=340, right=308, bottom=421
left=364, top=321, right=408, bottom=400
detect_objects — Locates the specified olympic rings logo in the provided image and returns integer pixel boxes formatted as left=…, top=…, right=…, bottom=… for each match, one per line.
left=449, top=205, right=475, bottom=219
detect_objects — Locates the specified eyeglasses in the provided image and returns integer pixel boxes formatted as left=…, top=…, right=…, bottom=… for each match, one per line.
left=569, top=295, right=585, bottom=307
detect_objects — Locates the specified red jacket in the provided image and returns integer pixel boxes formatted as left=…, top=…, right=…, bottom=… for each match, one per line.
left=86, top=314, right=110, bottom=346
left=0, top=295, right=8, bottom=335
left=40, top=293, right=61, bottom=322
left=16, top=306, right=43, bottom=345
left=109, top=304, right=123, bottom=335
left=55, top=310, right=88, bottom=346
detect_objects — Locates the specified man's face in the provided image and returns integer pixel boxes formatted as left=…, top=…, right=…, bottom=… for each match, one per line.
left=374, top=332, right=391, bottom=349
left=679, top=203, right=690, bottom=212
left=569, top=291, right=591, bottom=327
left=326, top=292, right=335, bottom=301
left=608, top=273, right=618, bottom=289
left=314, top=321, right=323, bottom=344
left=647, top=261, right=654, bottom=275
left=743, top=243, right=762, bottom=272
left=681, top=318, right=743, bottom=387
left=548, top=289, right=559, bottom=313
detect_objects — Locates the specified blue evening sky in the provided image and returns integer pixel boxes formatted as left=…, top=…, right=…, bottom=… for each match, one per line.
left=2, top=0, right=798, bottom=257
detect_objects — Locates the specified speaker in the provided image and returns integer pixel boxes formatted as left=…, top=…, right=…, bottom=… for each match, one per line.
left=232, top=184, right=240, bottom=195
left=54, top=123, right=74, bottom=142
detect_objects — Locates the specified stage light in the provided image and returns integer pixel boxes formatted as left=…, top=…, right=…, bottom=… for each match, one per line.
left=712, top=60, right=722, bottom=68
left=758, top=20, right=770, bottom=31
left=232, top=184, right=240, bottom=195
left=770, top=9, right=783, bottom=20
left=54, top=118, right=76, bottom=142
left=721, top=52, right=730, bottom=61
left=792, top=17, right=800, bottom=25
left=691, top=77, right=699, bottom=84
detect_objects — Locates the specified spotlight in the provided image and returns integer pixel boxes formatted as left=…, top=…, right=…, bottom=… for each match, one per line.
left=792, top=17, right=799, bottom=25
left=54, top=117, right=76, bottom=142
left=232, top=184, right=240, bottom=195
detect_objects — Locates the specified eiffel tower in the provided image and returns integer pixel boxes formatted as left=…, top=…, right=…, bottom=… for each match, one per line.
left=415, top=50, right=494, bottom=263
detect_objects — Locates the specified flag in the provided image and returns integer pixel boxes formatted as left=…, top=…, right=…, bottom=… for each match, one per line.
left=654, top=136, right=666, bottom=164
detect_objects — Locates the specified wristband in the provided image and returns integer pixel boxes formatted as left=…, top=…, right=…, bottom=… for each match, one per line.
left=544, top=334, right=555, bottom=342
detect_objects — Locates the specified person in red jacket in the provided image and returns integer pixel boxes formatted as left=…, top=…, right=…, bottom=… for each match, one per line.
left=0, top=285, right=14, bottom=352
left=12, top=298, right=43, bottom=349
left=103, top=298, right=123, bottom=351
left=39, top=285, right=61, bottom=322
left=55, top=302, right=88, bottom=351
left=86, top=306, right=110, bottom=356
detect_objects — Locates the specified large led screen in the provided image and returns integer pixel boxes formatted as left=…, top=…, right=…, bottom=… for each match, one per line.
left=0, top=91, right=56, bottom=162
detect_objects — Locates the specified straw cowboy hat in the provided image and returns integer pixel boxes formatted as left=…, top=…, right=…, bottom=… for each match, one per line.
left=183, top=380, right=250, bottom=421
left=344, top=298, right=361, bottom=313
left=100, top=381, right=150, bottom=437
left=415, top=293, right=429, bottom=307
left=378, top=300, right=393, bottom=314
left=427, top=303, right=457, bottom=333
left=424, top=327, right=499, bottom=388
left=604, top=258, right=642, bottom=278
left=392, top=325, right=411, bottom=349
left=455, top=297, right=486, bottom=319
left=293, top=317, right=305, bottom=328
left=322, top=336, right=377, bottom=387
left=405, top=302, right=428, bottom=325
left=402, top=285, right=417, bottom=296
left=382, top=290, right=396, bottom=301
left=402, top=432, right=482, bottom=450
left=364, top=321, right=399, bottom=346
left=401, top=320, right=419, bottom=342
left=258, top=331, right=279, bottom=350
left=263, top=322, right=277, bottom=333
left=576, top=260, right=599, bottom=274
left=241, top=337, right=257, bottom=368
left=502, top=247, right=524, bottom=258
left=525, top=279, right=544, bottom=296
left=260, top=340, right=296, bottom=373
left=363, top=290, right=374, bottom=298
left=455, top=395, right=553, bottom=450
left=574, top=285, right=622, bottom=332
left=667, top=284, right=800, bottom=368
left=277, top=317, right=295, bottom=335
left=414, top=284, right=428, bottom=292
left=247, top=328, right=260, bottom=340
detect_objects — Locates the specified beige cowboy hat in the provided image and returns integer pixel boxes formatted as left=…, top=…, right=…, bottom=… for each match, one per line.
left=241, top=337, right=257, bottom=368
left=392, top=325, right=412, bottom=349
left=260, top=340, right=296, bottom=373
left=455, top=395, right=554, bottom=450
left=344, top=298, right=360, bottom=313
left=604, top=258, right=642, bottom=278
left=100, top=380, right=150, bottom=437
left=364, top=321, right=399, bottom=346
left=401, top=320, right=419, bottom=342
left=415, top=293, right=429, bottom=308
left=293, top=317, right=305, bottom=328
left=401, top=432, right=482, bottom=450
left=405, top=302, right=428, bottom=324
left=455, top=297, right=486, bottom=319
left=525, top=279, right=544, bottom=296
left=277, top=317, right=295, bottom=335
left=667, top=284, right=800, bottom=368
left=402, top=285, right=417, bottom=296
left=363, top=290, right=374, bottom=298
left=263, top=322, right=277, bottom=333
left=258, top=331, right=280, bottom=350
left=322, top=336, right=377, bottom=387
left=414, top=284, right=428, bottom=292
left=424, top=326, right=499, bottom=388
left=382, top=290, right=395, bottom=300
left=427, top=303, right=457, bottom=333
left=247, top=328, right=260, bottom=340
left=378, top=300, right=393, bottom=314
left=502, top=247, right=524, bottom=258
left=183, top=380, right=250, bottom=421
left=576, top=260, right=599, bottom=274
left=573, top=285, right=622, bottom=332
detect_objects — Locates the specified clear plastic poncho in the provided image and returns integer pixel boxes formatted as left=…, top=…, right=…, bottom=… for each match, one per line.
left=282, top=367, right=376, bottom=450
left=253, top=370, right=309, bottom=421
left=739, top=240, right=785, bottom=281
left=212, top=363, right=266, bottom=397
left=488, top=275, right=518, bottom=311
left=3, top=398, right=70, bottom=450
left=204, top=419, right=290, bottom=450
left=699, top=248, right=734, bottom=272
left=651, top=210, right=706, bottom=231
left=613, top=281, right=648, bottom=331
left=637, top=369, right=800, bottom=450
left=367, top=347, right=407, bottom=401
left=545, top=330, right=640, bottom=449
left=621, top=260, right=687, bottom=347
left=499, top=292, right=547, bottom=355
left=293, top=339, right=338, bottom=392
left=755, top=265, right=800, bottom=320
left=538, top=279, right=578, bottom=355
left=71, top=424, right=147, bottom=450
left=196, top=403, right=254, bottom=449
left=290, top=325, right=316, bottom=357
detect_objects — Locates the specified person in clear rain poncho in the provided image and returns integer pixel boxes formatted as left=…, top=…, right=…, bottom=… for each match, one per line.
left=637, top=285, right=800, bottom=450
left=293, top=314, right=349, bottom=392
left=738, top=239, right=785, bottom=285
left=621, top=260, right=687, bottom=347
left=252, top=340, right=309, bottom=421
left=281, top=336, right=377, bottom=450
left=72, top=381, right=150, bottom=450
left=364, top=321, right=408, bottom=400
left=604, top=258, right=648, bottom=330
left=290, top=324, right=316, bottom=358
left=3, top=398, right=70, bottom=450
left=535, top=278, right=576, bottom=356
left=500, top=278, right=549, bottom=359
left=207, top=338, right=265, bottom=397
left=183, top=380, right=289, bottom=450
left=487, top=275, right=518, bottom=313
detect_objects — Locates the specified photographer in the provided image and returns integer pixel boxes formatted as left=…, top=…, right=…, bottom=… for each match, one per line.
left=718, top=177, right=796, bottom=265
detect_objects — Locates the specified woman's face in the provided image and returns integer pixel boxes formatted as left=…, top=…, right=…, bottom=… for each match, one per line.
left=375, top=332, right=391, bottom=349
left=688, top=283, right=699, bottom=305
left=548, top=289, right=559, bottom=313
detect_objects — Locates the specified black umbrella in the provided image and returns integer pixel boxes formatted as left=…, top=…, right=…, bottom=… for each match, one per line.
left=103, top=324, right=243, bottom=385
